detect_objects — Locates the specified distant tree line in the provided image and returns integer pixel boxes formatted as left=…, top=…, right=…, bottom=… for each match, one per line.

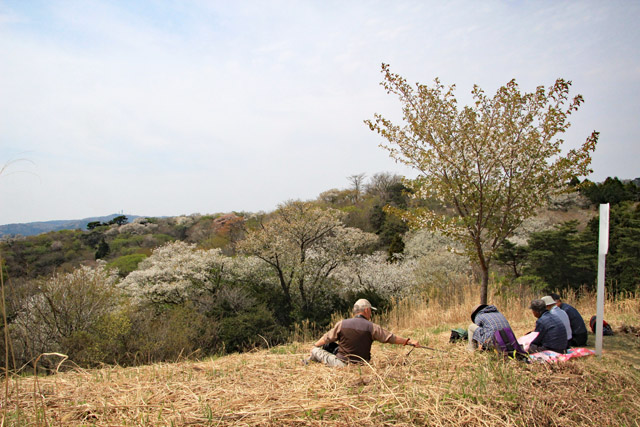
left=576, top=176, right=640, bottom=205
left=497, top=178, right=640, bottom=295
left=86, top=215, right=129, bottom=230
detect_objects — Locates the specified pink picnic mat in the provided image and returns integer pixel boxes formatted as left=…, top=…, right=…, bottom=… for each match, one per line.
left=517, top=331, right=596, bottom=362
left=528, top=347, right=596, bottom=363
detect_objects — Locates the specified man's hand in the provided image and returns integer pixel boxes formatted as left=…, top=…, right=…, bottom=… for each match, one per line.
left=395, top=336, right=419, bottom=347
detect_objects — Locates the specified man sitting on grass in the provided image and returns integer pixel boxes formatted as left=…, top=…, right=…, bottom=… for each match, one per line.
left=550, top=292, right=588, bottom=346
left=307, top=299, right=419, bottom=367
left=528, top=299, right=568, bottom=354
left=542, top=295, right=571, bottom=349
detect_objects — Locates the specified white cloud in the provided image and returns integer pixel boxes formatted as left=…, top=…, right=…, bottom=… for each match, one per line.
left=1, top=0, right=639, bottom=224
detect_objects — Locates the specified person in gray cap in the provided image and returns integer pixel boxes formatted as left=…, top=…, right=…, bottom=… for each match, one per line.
left=528, top=299, right=568, bottom=353
left=308, top=298, right=420, bottom=367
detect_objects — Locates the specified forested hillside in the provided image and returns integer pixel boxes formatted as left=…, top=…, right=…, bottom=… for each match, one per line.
left=0, top=173, right=638, bottom=371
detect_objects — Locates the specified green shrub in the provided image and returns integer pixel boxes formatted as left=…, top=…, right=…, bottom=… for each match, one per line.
left=109, top=234, right=145, bottom=253
left=61, top=308, right=133, bottom=367
left=219, top=305, right=285, bottom=352
left=107, top=253, right=147, bottom=277
left=125, top=303, right=219, bottom=364
left=8, top=264, right=121, bottom=369
left=514, top=275, right=549, bottom=294
left=151, top=233, right=174, bottom=244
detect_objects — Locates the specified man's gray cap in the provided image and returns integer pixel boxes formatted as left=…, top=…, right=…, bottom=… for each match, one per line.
left=354, top=298, right=377, bottom=312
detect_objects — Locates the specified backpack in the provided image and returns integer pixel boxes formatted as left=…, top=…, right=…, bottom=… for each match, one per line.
left=449, top=328, right=468, bottom=343
left=493, top=327, right=529, bottom=362
left=589, top=316, right=614, bottom=336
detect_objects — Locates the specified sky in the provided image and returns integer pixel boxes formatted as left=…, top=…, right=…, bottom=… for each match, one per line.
left=1, top=1, right=639, bottom=225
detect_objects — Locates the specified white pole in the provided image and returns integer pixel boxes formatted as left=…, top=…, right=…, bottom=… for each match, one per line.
left=595, top=203, right=609, bottom=357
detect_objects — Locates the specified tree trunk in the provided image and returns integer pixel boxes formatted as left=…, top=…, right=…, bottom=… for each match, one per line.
left=298, top=277, right=308, bottom=314
left=480, top=265, right=489, bottom=305
left=275, top=268, right=294, bottom=325
left=474, top=239, right=490, bottom=305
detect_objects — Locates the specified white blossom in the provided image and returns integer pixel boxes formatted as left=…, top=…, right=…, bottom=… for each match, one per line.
left=333, top=251, right=419, bottom=298
left=403, top=229, right=472, bottom=290
left=119, top=241, right=229, bottom=304
left=117, top=221, right=159, bottom=235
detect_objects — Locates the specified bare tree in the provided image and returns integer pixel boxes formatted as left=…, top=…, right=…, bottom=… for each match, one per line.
left=365, top=172, right=403, bottom=202
left=347, top=173, right=367, bottom=203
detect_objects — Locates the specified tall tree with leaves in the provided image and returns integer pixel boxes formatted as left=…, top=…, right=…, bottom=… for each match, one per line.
left=366, top=64, right=598, bottom=303
left=523, top=220, right=596, bottom=291
left=582, top=202, right=640, bottom=294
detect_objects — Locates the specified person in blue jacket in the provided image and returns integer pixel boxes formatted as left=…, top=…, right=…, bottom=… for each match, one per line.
left=550, top=293, right=588, bottom=346
left=528, top=299, right=568, bottom=353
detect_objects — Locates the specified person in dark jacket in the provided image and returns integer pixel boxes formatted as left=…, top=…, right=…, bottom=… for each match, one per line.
left=550, top=293, right=588, bottom=346
left=528, top=299, right=568, bottom=353
left=308, top=299, right=420, bottom=367
left=467, top=304, right=512, bottom=351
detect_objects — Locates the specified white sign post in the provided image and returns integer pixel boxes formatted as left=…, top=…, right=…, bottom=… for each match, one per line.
left=595, top=203, right=609, bottom=357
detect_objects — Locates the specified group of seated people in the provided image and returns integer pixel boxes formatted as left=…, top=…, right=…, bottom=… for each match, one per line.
left=306, top=294, right=589, bottom=368
left=468, top=293, right=588, bottom=354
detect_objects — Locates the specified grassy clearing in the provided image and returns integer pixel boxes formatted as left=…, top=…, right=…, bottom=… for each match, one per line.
left=4, top=285, right=640, bottom=426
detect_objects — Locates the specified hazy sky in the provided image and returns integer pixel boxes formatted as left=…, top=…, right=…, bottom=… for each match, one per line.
left=1, top=1, right=638, bottom=225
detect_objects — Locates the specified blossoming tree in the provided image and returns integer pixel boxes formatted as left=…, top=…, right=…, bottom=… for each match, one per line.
left=333, top=252, right=418, bottom=299
left=119, top=241, right=230, bottom=305
left=366, top=64, right=598, bottom=304
left=238, top=200, right=378, bottom=321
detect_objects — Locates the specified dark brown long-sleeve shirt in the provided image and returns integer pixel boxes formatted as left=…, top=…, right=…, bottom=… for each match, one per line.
left=320, top=315, right=395, bottom=362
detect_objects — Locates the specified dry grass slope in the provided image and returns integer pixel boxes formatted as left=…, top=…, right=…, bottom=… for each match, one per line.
left=5, top=285, right=640, bottom=426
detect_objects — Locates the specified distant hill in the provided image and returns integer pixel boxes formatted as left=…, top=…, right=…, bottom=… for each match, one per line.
left=0, top=214, right=141, bottom=238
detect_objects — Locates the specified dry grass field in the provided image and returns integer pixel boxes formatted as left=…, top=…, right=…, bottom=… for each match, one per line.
left=4, top=283, right=640, bottom=426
